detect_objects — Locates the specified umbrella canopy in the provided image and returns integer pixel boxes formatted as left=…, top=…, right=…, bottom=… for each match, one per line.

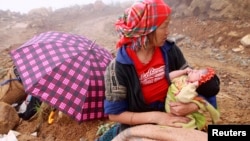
left=10, top=31, right=113, bottom=122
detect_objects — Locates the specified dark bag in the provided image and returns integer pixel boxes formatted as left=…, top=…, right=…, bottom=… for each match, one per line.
left=18, top=95, right=41, bottom=120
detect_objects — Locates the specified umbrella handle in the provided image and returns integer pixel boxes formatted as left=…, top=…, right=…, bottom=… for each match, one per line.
left=48, top=109, right=56, bottom=124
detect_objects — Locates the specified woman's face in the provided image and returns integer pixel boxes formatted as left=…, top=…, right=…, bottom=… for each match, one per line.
left=148, top=17, right=171, bottom=47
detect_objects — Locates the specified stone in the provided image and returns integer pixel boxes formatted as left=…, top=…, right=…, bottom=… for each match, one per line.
left=0, top=102, right=20, bottom=134
left=240, top=34, right=250, bottom=47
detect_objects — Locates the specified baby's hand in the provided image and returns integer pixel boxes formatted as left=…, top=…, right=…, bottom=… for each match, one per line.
left=184, top=67, right=192, bottom=74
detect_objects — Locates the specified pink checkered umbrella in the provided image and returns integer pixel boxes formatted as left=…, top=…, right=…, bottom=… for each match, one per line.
left=10, top=31, right=113, bottom=122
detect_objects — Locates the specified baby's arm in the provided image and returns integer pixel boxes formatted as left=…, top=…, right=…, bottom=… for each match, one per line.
left=169, top=68, right=192, bottom=80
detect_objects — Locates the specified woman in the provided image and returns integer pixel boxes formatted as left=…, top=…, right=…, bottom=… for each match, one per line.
left=97, top=0, right=216, bottom=140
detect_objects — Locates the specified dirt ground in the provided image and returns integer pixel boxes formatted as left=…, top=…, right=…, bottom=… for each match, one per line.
left=0, top=5, right=250, bottom=141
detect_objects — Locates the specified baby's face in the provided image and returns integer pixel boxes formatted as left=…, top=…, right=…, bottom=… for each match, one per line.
left=187, top=69, right=203, bottom=82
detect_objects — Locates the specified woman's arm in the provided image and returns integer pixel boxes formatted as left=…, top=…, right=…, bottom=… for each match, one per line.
left=165, top=41, right=190, bottom=72
left=108, top=111, right=190, bottom=127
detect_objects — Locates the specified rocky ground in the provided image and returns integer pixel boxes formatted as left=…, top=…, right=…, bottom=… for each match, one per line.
left=0, top=1, right=249, bottom=141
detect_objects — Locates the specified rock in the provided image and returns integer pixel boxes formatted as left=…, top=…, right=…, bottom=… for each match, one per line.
left=232, top=45, right=244, bottom=52
left=240, top=34, right=250, bottom=47
left=227, top=31, right=240, bottom=37
left=210, top=0, right=228, bottom=10
left=0, top=102, right=20, bottom=134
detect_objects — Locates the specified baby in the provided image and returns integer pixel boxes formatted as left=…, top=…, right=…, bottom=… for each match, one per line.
left=165, top=67, right=220, bottom=130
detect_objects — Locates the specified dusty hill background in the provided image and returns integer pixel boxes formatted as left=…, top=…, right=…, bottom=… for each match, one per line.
left=0, top=0, right=249, bottom=140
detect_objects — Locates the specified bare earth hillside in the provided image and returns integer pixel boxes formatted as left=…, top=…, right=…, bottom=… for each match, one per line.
left=0, top=2, right=249, bottom=141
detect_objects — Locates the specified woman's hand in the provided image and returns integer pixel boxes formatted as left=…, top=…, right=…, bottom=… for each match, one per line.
left=168, top=102, right=199, bottom=116
left=154, top=112, right=190, bottom=127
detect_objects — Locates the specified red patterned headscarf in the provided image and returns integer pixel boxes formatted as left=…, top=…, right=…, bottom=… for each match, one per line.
left=115, top=0, right=172, bottom=50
